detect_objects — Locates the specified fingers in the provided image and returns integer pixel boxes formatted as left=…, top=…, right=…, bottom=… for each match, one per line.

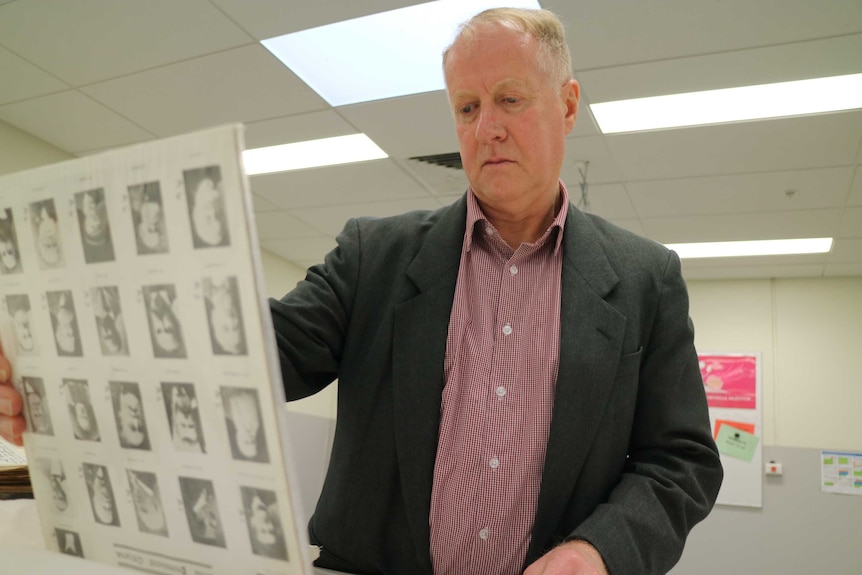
left=0, top=354, right=25, bottom=445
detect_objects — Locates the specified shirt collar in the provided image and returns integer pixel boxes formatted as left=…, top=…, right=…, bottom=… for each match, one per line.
left=464, top=180, right=570, bottom=255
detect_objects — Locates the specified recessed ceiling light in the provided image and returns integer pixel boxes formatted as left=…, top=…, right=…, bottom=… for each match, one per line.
left=591, top=74, right=862, bottom=134
left=665, top=237, right=833, bottom=259
left=261, top=0, right=541, bottom=107
left=243, top=134, right=387, bottom=175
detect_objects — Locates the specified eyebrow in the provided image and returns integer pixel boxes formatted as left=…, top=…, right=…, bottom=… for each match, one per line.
left=450, top=78, right=533, bottom=102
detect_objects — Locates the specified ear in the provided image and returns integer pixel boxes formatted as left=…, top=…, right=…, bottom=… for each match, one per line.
left=561, top=79, right=580, bottom=135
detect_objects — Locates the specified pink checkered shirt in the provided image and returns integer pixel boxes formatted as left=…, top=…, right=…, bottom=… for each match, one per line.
left=429, top=184, right=568, bottom=575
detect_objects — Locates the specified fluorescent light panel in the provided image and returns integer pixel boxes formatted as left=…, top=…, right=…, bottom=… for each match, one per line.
left=591, top=73, right=862, bottom=134
left=261, top=0, right=541, bottom=107
left=666, top=238, right=833, bottom=259
left=243, top=134, right=387, bottom=175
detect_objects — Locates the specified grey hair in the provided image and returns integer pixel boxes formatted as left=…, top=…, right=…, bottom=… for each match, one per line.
left=443, top=7, right=573, bottom=87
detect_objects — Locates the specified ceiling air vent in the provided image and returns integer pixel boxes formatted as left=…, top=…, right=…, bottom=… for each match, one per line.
left=409, top=152, right=462, bottom=170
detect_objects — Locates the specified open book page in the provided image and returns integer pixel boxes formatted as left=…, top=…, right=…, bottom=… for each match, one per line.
left=0, top=436, right=26, bottom=467
left=0, top=125, right=313, bottom=574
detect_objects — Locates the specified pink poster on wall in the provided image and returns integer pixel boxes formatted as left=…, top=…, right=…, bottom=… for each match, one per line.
left=699, top=354, right=757, bottom=409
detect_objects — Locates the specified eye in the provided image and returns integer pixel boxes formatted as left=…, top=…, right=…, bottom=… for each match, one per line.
left=503, top=96, right=519, bottom=104
left=459, top=103, right=475, bottom=115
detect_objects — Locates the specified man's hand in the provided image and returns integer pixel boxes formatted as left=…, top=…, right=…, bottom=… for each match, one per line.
left=524, top=540, right=609, bottom=575
left=0, top=350, right=24, bottom=445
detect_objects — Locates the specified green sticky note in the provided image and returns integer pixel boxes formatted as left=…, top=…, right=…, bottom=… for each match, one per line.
left=824, top=457, right=834, bottom=465
left=716, top=425, right=759, bottom=462
left=838, top=457, right=850, bottom=465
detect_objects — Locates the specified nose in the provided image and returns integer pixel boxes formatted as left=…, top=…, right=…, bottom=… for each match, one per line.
left=475, top=106, right=506, bottom=143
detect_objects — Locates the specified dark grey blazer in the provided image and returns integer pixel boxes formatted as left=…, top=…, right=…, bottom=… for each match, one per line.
left=271, top=194, right=722, bottom=575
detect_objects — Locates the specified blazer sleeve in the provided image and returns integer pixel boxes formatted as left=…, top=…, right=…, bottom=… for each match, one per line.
left=269, top=219, right=361, bottom=400
left=569, top=250, right=723, bottom=574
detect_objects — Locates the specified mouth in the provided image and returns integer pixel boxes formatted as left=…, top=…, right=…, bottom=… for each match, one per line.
left=483, top=157, right=514, bottom=168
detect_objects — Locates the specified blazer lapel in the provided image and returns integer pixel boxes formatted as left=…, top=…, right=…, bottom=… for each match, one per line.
left=392, top=197, right=466, bottom=574
left=527, top=206, right=626, bottom=562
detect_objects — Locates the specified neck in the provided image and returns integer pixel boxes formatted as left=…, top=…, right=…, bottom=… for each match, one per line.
left=482, top=191, right=561, bottom=249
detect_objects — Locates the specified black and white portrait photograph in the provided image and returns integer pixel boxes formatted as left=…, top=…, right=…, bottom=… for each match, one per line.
left=75, top=188, right=115, bottom=263
left=63, top=378, right=100, bottom=442
left=91, top=286, right=128, bottom=356
left=47, top=290, right=83, bottom=357
left=128, top=181, right=169, bottom=255
left=142, top=284, right=185, bottom=358
left=0, top=207, right=23, bottom=274
left=203, top=276, right=247, bottom=356
left=110, top=381, right=150, bottom=450
left=240, top=487, right=288, bottom=561
left=55, top=528, right=84, bottom=558
left=183, top=165, right=230, bottom=249
left=29, top=199, right=64, bottom=269
left=127, top=469, right=168, bottom=537
left=37, top=458, right=69, bottom=514
left=83, top=463, right=120, bottom=527
left=22, top=376, right=53, bottom=436
left=5, top=294, right=37, bottom=356
left=161, top=382, right=205, bottom=453
left=221, top=387, right=268, bottom=463
left=179, top=476, right=225, bottom=548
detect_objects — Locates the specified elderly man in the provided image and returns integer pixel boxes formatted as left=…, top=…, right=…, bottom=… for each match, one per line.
left=1, top=7, right=721, bottom=575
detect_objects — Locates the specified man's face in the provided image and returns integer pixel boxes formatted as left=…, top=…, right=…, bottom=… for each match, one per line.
left=192, top=179, right=224, bottom=245
left=211, top=293, right=242, bottom=354
left=82, top=192, right=106, bottom=241
left=229, top=393, right=260, bottom=459
left=37, top=214, right=60, bottom=265
left=92, top=467, right=115, bottom=524
left=118, top=391, right=145, bottom=446
left=249, top=495, right=276, bottom=545
left=1, top=239, right=18, bottom=270
left=26, top=386, right=49, bottom=433
left=138, top=201, right=163, bottom=249
left=152, top=310, right=180, bottom=353
left=13, top=309, right=34, bottom=352
left=444, top=23, right=578, bottom=218
left=55, top=308, right=77, bottom=353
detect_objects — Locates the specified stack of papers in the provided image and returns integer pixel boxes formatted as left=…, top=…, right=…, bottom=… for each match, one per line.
left=0, top=438, right=31, bottom=498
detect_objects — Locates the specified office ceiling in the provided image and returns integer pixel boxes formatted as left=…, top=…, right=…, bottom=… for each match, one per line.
left=0, top=0, right=860, bottom=279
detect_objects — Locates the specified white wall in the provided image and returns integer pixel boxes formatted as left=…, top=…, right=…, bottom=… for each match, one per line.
left=688, top=276, right=862, bottom=451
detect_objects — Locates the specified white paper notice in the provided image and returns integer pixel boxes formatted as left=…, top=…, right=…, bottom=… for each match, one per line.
left=0, top=125, right=313, bottom=574
left=0, top=437, right=26, bottom=466
left=821, top=450, right=862, bottom=496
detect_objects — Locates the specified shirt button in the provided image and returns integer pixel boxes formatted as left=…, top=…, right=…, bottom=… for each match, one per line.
left=489, top=457, right=500, bottom=469
left=502, top=324, right=513, bottom=336
left=509, top=265, right=518, bottom=275
left=485, top=226, right=493, bottom=236
left=479, top=528, right=489, bottom=541
left=496, top=386, right=507, bottom=398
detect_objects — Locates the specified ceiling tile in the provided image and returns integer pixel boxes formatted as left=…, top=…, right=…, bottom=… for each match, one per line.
left=627, top=167, right=854, bottom=218
left=837, top=207, right=862, bottom=238
left=211, top=0, right=426, bottom=39
left=824, top=262, right=862, bottom=276
left=397, top=158, right=468, bottom=197
left=848, top=169, right=862, bottom=206
left=0, top=90, right=154, bottom=153
left=605, top=111, right=862, bottom=181
left=827, top=238, right=862, bottom=263
left=82, top=45, right=327, bottom=137
left=250, top=159, right=429, bottom=209
left=260, top=236, right=337, bottom=265
left=291, top=197, right=442, bottom=235
left=0, top=0, right=252, bottom=86
left=338, top=91, right=457, bottom=158
left=250, top=193, right=282, bottom=213
left=244, top=111, right=355, bottom=149
left=0, top=46, right=68, bottom=105
left=254, top=210, right=322, bottom=240
left=547, top=0, right=862, bottom=71
left=575, top=183, right=636, bottom=220
left=561, top=136, right=625, bottom=185
left=681, top=263, right=825, bottom=280
left=680, top=253, right=829, bottom=268
left=578, top=34, right=862, bottom=103
left=641, top=209, right=843, bottom=243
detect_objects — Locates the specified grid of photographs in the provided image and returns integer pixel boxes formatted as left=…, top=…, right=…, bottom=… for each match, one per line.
left=0, top=126, right=311, bottom=575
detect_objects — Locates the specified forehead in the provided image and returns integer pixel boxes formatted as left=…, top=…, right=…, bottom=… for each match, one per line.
left=444, top=23, right=541, bottom=89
